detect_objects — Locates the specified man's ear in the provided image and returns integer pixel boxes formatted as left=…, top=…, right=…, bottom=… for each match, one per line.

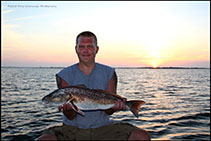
left=75, top=46, right=78, bottom=53
left=95, top=46, right=99, bottom=54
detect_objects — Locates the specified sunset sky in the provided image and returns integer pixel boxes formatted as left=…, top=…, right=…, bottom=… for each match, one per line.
left=1, top=1, right=210, bottom=67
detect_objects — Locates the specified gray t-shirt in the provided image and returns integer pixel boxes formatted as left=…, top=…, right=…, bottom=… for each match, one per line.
left=57, top=63, right=115, bottom=129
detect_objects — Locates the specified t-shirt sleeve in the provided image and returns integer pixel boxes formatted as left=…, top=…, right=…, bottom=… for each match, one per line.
left=56, top=67, right=72, bottom=85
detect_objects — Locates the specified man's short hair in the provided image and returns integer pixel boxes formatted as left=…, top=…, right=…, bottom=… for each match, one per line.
left=76, top=31, right=97, bottom=46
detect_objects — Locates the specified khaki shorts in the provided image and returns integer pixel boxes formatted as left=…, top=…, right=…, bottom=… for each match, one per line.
left=44, top=122, right=139, bottom=140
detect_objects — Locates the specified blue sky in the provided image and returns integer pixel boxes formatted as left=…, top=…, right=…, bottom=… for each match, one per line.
left=2, top=1, right=210, bottom=67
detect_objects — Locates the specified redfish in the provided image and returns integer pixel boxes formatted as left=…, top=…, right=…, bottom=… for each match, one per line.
left=42, top=86, right=145, bottom=118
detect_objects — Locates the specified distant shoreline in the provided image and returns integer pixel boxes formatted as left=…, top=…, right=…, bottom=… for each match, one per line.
left=1, top=66, right=210, bottom=69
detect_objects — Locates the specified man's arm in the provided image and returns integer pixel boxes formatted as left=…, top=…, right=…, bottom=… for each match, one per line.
left=56, top=74, right=69, bottom=89
left=56, top=74, right=76, bottom=120
left=105, top=71, right=126, bottom=115
left=106, top=71, right=117, bottom=93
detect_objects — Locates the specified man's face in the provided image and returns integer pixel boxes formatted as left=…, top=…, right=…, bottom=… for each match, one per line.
left=76, top=36, right=99, bottom=64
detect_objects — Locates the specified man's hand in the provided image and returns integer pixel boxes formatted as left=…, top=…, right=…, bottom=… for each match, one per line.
left=58, top=103, right=76, bottom=120
left=111, top=99, right=127, bottom=111
left=58, top=103, right=73, bottom=111
left=105, top=99, right=127, bottom=115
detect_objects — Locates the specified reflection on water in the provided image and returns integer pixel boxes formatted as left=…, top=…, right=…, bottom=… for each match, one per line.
left=1, top=67, right=210, bottom=140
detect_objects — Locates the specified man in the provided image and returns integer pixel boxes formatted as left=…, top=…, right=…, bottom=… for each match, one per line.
left=38, top=31, right=150, bottom=140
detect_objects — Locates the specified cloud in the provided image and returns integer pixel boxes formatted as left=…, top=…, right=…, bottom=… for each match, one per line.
left=2, top=23, right=25, bottom=48
left=4, top=14, right=52, bottom=22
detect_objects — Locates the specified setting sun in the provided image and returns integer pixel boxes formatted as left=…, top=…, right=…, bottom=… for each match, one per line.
left=148, top=50, right=161, bottom=68
left=151, top=60, right=159, bottom=68
left=144, top=37, right=165, bottom=67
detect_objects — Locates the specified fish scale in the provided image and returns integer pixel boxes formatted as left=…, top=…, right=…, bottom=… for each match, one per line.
left=67, top=87, right=118, bottom=104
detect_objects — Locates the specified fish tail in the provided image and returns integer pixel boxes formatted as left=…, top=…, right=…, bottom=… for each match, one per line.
left=126, top=100, right=145, bottom=118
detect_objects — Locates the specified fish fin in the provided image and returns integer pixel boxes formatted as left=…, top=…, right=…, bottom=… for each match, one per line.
left=75, top=84, right=87, bottom=88
left=67, top=97, right=84, bottom=116
left=126, top=100, right=145, bottom=118
left=93, top=89, right=126, bottom=100
left=68, top=102, right=84, bottom=116
left=67, top=97, right=75, bottom=103
left=63, top=84, right=87, bottom=89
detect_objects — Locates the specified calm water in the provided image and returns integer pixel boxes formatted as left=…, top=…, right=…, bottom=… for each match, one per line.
left=1, top=67, right=210, bottom=140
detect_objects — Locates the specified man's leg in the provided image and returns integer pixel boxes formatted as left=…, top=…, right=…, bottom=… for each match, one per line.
left=128, top=128, right=151, bottom=140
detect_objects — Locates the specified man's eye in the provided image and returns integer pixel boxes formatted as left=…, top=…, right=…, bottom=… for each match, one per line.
left=79, top=46, right=85, bottom=49
left=87, top=46, right=94, bottom=49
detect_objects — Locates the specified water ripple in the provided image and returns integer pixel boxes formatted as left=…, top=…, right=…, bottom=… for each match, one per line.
left=1, top=68, right=210, bottom=140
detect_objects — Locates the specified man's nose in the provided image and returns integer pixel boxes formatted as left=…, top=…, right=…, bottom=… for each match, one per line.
left=83, top=46, right=89, bottom=52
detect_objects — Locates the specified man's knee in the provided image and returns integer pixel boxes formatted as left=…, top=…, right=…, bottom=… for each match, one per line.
left=128, top=129, right=151, bottom=140
left=36, top=133, right=57, bottom=141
